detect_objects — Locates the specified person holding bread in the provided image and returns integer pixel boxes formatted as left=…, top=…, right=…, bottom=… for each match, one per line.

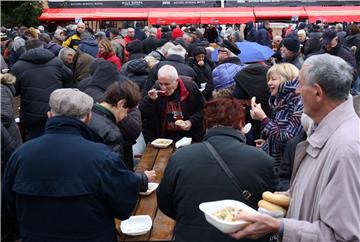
left=229, top=54, right=360, bottom=241
left=140, top=64, right=205, bottom=142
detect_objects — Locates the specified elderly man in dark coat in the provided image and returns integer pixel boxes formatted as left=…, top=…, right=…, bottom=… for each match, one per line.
left=3, top=88, right=140, bottom=242
left=10, top=39, right=73, bottom=140
left=140, top=64, right=205, bottom=143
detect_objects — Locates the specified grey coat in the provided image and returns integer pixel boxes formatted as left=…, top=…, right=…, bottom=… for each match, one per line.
left=283, top=97, right=360, bottom=242
left=1, top=74, right=22, bottom=173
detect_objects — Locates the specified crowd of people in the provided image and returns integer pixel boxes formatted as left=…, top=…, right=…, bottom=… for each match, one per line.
left=1, top=19, right=360, bottom=242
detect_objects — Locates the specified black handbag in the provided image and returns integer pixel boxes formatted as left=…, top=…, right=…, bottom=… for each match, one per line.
left=203, top=141, right=252, bottom=202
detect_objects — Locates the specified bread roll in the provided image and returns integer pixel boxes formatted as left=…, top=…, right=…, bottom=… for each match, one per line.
left=175, top=120, right=186, bottom=127
left=258, top=200, right=287, bottom=214
left=262, top=191, right=289, bottom=208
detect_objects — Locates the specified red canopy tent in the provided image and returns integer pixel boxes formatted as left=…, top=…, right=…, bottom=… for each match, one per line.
left=200, top=7, right=254, bottom=24
left=147, top=8, right=201, bottom=25
left=305, top=6, right=360, bottom=23
left=253, top=6, right=307, bottom=20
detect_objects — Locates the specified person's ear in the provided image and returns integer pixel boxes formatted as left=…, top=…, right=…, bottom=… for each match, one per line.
left=117, top=99, right=127, bottom=109
left=83, top=112, right=92, bottom=125
left=47, top=111, right=53, bottom=119
left=313, top=83, right=324, bottom=101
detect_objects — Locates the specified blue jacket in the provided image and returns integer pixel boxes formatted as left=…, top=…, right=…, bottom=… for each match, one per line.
left=3, top=116, right=140, bottom=242
left=78, top=39, right=99, bottom=58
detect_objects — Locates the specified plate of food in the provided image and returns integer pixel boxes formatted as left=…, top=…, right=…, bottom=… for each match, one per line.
left=139, top=182, right=159, bottom=196
left=199, top=200, right=259, bottom=233
left=120, top=215, right=152, bottom=236
left=151, top=138, right=173, bottom=148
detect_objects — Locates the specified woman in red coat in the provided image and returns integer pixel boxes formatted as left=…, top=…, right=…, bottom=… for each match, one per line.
left=96, top=39, right=121, bottom=71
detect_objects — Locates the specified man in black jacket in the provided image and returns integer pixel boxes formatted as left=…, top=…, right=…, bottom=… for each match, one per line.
left=140, top=64, right=205, bottom=143
left=11, top=39, right=73, bottom=140
left=318, top=29, right=358, bottom=82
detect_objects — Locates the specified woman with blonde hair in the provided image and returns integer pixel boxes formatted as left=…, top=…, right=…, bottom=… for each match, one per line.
left=250, top=63, right=303, bottom=176
left=96, top=39, right=121, bottom=71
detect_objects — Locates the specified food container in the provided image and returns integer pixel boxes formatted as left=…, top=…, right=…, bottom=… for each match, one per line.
left=120, top=215, right=152, bottom=236
left=151, top=138, right=173, bottom=148
left=139, top=182, right=159, bottom=196
left=199, top=200, right=259, bottom=234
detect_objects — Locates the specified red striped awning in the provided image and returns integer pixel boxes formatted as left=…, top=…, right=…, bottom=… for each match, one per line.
left=253, top=6, right=307, bottom=20
left=200, top=8, right=254, bottom=24
left=305, top=6, right=360, bottom=23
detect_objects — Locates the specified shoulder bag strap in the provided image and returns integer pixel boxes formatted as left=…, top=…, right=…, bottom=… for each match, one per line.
left=203, top=141, right=252, bottom=201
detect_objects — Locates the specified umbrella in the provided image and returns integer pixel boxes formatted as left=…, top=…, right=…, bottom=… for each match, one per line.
left=236, top=41, right=275, bottom=63
left=211, top=41, right=274, bottom=63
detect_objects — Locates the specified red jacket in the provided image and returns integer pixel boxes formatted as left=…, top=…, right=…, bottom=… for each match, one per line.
left=96, top=52, right=121, bottom=71
left=124, top=35, right=134, bottom=45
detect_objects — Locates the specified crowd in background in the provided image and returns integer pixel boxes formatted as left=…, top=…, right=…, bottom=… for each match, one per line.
left=1, top=19, right=360, bottom=242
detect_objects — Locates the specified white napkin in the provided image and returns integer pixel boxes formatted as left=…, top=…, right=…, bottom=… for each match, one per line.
left=175, top=137, right=192, bottom=149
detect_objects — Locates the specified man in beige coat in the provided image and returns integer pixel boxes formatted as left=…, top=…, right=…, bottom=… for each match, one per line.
left=229, top=54, right=360, bottom=242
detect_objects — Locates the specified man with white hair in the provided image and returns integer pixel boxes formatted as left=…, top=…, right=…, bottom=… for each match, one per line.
left=229, top=54, right=360, bottom=242
left=62, top=22, right=85, bottom=50
left=140, top=64, right=205, bottom=143
left=124, top=27, right=135, bottom=45
left=143, top=44, right=196, bottom=94
left=3, top=88, right=141, bottom=242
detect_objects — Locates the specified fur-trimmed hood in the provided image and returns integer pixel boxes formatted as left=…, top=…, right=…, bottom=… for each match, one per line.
left=0, top=73, right=16, bottom=85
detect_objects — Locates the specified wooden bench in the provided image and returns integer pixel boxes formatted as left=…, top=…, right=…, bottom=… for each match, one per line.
left=115, top=144, right=176, bottom=242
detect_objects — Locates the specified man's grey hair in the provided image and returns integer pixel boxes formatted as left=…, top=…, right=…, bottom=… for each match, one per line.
left=58, top=47, right=76, bottom=63
left=158, top=65, right=178, bottom=82
left=49, top=88, right=94, bottom=119
left=302, top=54, right=353, bottom=100
left=167, top=44, right=186, bottom=58
left=149, top=27, right=157, bottom=36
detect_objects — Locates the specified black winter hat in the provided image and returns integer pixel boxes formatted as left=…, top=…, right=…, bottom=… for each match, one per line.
left=126, top=40, right=143, bottom=54
left=220, top=39, right=241, bottom=55
left=281, top=36, right=300, bottom=53
left=193, top=46, right=206, bottom=56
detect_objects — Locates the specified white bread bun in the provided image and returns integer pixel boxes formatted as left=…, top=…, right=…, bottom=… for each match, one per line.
left=262, top=191, right=289, bottom=208
left=258, top=200, right=287, bottom=215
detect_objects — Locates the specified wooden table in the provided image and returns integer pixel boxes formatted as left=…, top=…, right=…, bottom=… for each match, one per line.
left=115, top=144, right=176, bottom=242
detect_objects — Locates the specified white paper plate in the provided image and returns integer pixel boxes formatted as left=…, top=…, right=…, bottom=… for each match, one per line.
left=151, top=138, right=173, bottom=148
left=139, top=182, right=159, bottom=196
left=120, top=215, right=152, bottom=236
